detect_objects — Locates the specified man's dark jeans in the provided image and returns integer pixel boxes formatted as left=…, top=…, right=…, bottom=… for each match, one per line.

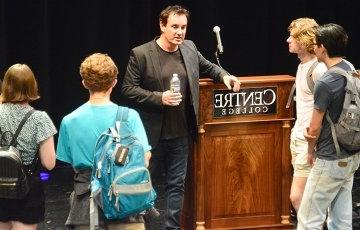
left=149, top=136, right=189, bottom=230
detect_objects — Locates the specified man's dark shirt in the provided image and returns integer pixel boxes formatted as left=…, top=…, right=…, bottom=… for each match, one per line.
left=157, top=44, right=189, bottom=140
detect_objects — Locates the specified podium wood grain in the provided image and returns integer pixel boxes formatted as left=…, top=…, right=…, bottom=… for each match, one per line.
left=182, top=75, right=295, bottom=230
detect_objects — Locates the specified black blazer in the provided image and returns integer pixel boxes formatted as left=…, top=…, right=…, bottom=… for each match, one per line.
left=121, top=39, right=228, bottom=148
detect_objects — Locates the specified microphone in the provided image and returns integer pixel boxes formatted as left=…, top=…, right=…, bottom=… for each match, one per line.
left=213, top=26, right=224, bottom=54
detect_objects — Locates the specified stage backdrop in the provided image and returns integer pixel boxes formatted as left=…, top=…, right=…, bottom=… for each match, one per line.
left=1, top=0, right=360, bottom=128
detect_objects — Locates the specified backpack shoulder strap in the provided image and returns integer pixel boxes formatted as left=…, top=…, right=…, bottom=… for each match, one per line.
left=325, top=112, right=342, bottom=157
left=11, top=109, right=35, bottom=146
left=286, top=61, right=319, bottom=108
left=326, top=66, right=348, bottom=77
left=327, top=66, right=360, bottom=102
left=113, top=107, right=130, bottom=138
left=115, top=106, right=129, bottom=123
left=286, top=83, right=296, bottom=109
left=120, top=107, right=129, bottom=122
left=324, top=66, right=356, bottom=82
left=306, top=61, right=319, bottom=94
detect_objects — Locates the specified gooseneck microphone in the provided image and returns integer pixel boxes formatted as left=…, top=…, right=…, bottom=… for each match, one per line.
left=213, top=26, right=224, bottom=54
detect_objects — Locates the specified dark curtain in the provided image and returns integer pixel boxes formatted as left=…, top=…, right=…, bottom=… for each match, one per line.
left=1, top=0, right=360, bottom=128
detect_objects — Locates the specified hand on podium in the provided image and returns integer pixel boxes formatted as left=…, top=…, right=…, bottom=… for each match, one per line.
left=223, top=75, right=241, bottom=92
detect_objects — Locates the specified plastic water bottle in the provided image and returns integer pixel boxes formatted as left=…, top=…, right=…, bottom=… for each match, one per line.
left=170, top=73, right=180, bottom=93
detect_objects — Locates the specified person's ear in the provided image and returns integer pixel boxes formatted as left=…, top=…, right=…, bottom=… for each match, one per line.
left=320, top=44, right=327, bottom=54
left=160, top=22, right=165, bottom=33
left=82, top=80, right=89, bottom=89
left=112, top=79, right=117, bottom=88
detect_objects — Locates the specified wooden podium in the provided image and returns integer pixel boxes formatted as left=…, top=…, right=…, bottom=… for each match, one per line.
left=182, top=75, right=295, bottom=230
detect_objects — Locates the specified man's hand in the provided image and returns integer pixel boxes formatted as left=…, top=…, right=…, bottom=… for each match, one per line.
left=307, top=151, right=315, bottom=166
left=223, top=75, right=241, bottom=92
left=162, top=90, right=182, bottom=106
left=304, top=127, right=317, bottom=166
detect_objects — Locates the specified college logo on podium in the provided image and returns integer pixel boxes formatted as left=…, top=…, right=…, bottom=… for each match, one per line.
left=213, top=87, right=277, bottom=117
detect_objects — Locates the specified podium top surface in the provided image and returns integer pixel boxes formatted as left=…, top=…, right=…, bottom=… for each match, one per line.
left=200, top=75, right=294, bottom=86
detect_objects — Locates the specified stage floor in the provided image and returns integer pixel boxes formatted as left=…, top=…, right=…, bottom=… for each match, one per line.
left=37, top=164, right=360, bottom=230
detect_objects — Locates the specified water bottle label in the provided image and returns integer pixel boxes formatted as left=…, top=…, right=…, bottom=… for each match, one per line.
left=171, top=85, right=180, bottom=93
left=170, top=74, right=180, bottom=93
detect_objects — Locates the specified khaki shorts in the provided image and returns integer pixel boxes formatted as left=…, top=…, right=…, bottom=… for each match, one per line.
left=290, top=130, right=312, bottom=177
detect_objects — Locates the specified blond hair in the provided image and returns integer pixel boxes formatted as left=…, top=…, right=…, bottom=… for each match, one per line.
left=79, top=53, right=119, bottom=92
left=288, top=18, right=319, bottom=54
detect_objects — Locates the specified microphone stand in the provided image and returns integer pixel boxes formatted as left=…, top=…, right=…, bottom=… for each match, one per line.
left=214, top=49, right=223, bottom=68
left=214, top=49, right=230, bottom=76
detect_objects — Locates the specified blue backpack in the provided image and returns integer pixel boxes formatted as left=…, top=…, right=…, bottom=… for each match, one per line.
left=90, top=107, right=156, bottom=228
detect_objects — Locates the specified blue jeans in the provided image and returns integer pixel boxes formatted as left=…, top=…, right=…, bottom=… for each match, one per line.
left=297, top=154, right=360, bottom=230
left=149, top=137, right=189, bottom=230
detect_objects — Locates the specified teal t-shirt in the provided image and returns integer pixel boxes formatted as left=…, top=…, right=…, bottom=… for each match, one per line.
left=56, top=102, right=151, bottom=169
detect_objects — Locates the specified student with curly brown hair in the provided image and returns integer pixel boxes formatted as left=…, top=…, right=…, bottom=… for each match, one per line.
left=56, top=53, right=151, bottom=230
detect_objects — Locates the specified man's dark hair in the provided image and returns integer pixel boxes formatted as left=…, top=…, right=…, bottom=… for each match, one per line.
left=159, top=5, right=189, bottom=26
left=315, top=23, right=348, bottom=58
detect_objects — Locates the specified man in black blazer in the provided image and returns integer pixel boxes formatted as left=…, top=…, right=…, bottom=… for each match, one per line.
left=121, top=5, right=240, bottom=229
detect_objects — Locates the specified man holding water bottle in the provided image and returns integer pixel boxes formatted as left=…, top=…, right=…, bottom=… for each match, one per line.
left=121, top=5, right=240, bottom=229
